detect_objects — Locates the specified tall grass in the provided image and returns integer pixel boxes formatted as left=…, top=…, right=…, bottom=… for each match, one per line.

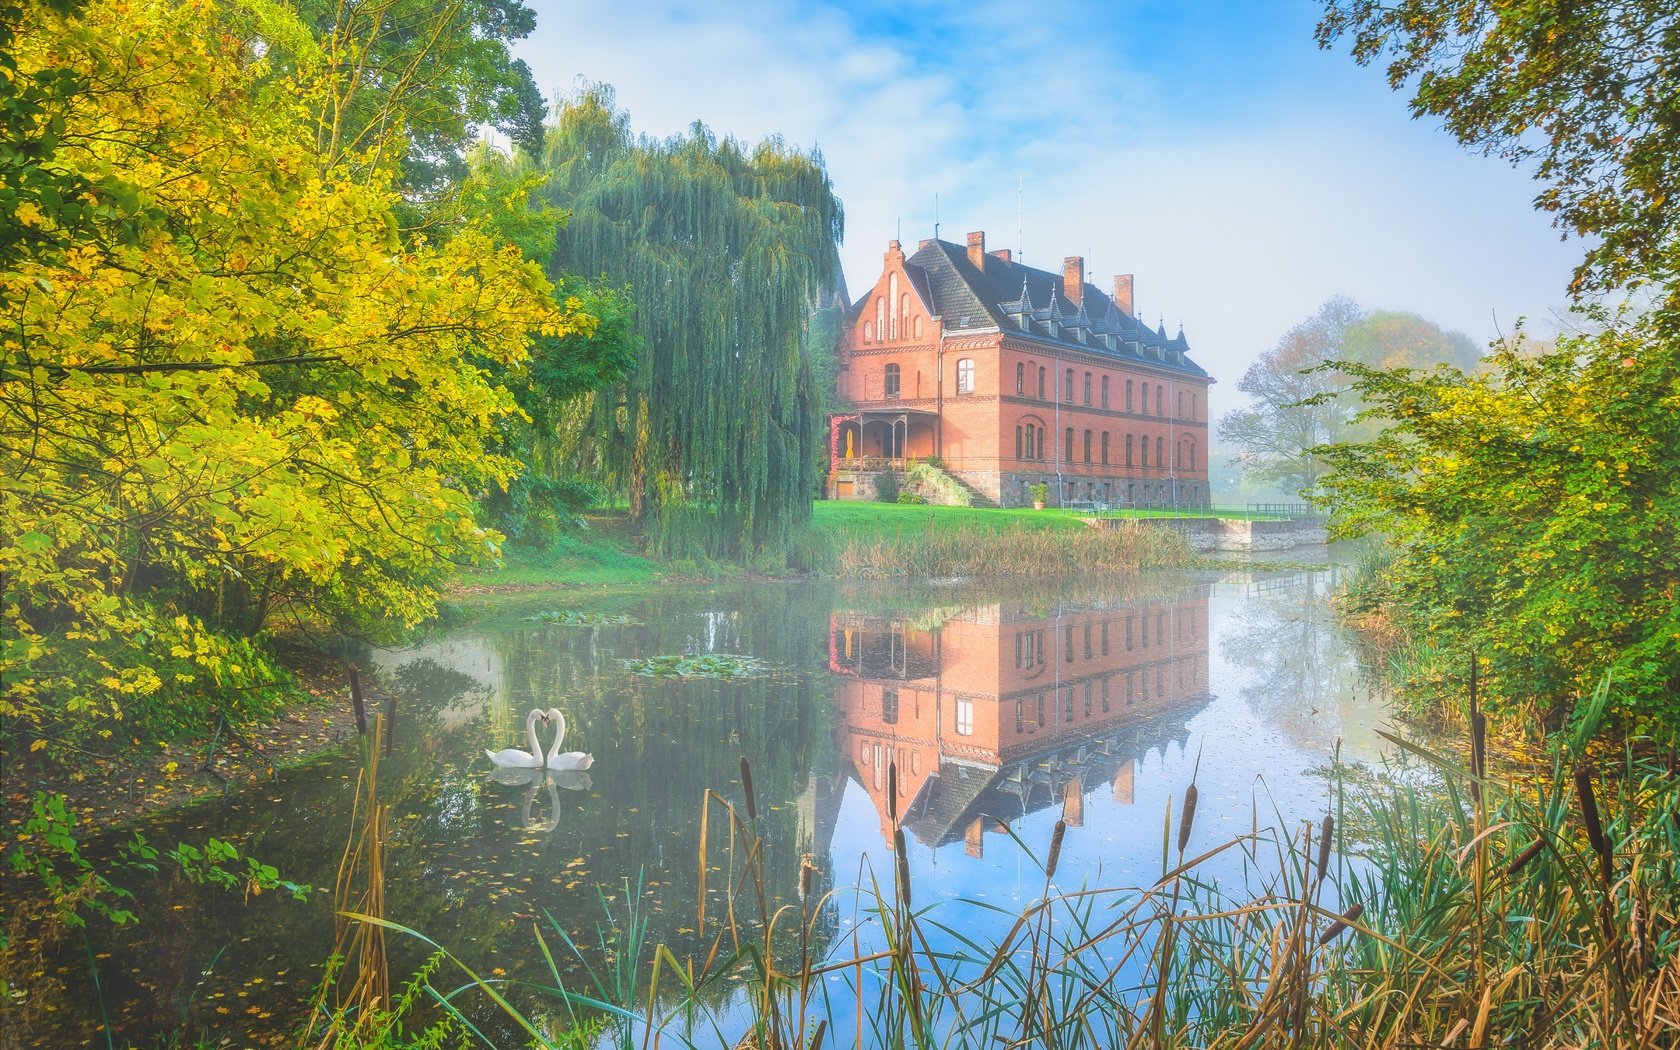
left=827, top=520, right=1196, bottom=579
left=350, top=681, right=1679, bottom=1048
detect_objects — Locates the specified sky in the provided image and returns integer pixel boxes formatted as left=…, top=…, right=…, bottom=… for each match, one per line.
left=512, top=0, right=1583, bottom=404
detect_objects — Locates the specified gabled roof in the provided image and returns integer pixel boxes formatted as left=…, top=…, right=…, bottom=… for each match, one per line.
left=851, top=238, right=1209, bottom=380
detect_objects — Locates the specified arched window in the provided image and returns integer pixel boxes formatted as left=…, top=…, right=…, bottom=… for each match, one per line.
left=1064, top=368, right=1074, bottom=402
left=1126, top=434, right=1134, bottom=467
left=913, top=315, right=923, bottom=339
left=1101, top=432, right=1110, bottom=464
left=887, top=275, right=900, bottom=340
left=862, top=321, right=873, bottom=343
left=900, top=292, right=911, bottom=337
left=1065, top=427, right=1075, bottom=462
left=1156, top=435, right=1165, bottom=466
left=876, top=297, right=885, bottom=342
left=1083, top=372, right=1092, bottom=405
left=1101, top=375, right=1109, bottom=407
left=884, top=363, right=901, bottom=399
left=1083, top=429, right=1092, bottom=462
left=956, top=358, right=974, bottom=395
left=1191, top=393, right=1198, bottom=420
left=1038, top=367, right=1046, bottom=399
left=1178, top=391, right=1185, bottom=418
left=1126, top=379, right=1134, bottom=411
left=1016, top=362, right=1025, bottom=395
left=1157, top=387, right=1164, bottom=415
left=1140, top=435, right=1148, bottom=468
left=1140, top=382, right=1149, bottom=414
left=1015, top=425, right=1023, bottom=460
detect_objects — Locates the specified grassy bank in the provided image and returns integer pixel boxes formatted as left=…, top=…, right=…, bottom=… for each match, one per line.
left=463, top=501, right=1217, bottom=590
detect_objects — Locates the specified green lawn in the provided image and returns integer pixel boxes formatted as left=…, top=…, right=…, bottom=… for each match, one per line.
left=463, top=522, right=663, bottom=588
left=811, top=500, right=1274, bottom=538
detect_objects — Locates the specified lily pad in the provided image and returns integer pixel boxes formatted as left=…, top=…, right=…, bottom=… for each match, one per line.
left=527, top=610, right=642, bottom=626
left=621, top=653, right=766, bottom=680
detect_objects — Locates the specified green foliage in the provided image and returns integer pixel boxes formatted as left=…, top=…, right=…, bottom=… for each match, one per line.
left=308, top=951, right=471, bottom=1050
left=895, top=490, right=927, bottom=505
left=1028, top=482, right=1050, bottom=505
left=1316, top=312, right=1680, bottom=736
left=1, top=0, right=581, bottom=745
left=1318, top=0, right=1680, bottom=300
left=872, top=472, right=901, bottom=503
left=902, top=462, right=971, bottom=507
left=526, top=610, right=641, bottom=626
left=539, top=83, right=845, bottom=560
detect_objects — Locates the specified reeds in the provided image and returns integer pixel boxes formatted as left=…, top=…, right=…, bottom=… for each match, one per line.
left=833, top=519, right=1195, bottom=579
left=350, top=678, right=1680, bottom=1048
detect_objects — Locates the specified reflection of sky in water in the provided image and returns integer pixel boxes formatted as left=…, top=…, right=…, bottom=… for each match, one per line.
left=23, top=569, right=1391, bottom=1048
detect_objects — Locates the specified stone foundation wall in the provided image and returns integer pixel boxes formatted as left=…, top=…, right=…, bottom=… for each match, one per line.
left=1133, top=516, right=1327, bottom=552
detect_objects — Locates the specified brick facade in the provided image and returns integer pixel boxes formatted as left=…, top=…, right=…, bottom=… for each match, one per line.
left=829, top=232, right=1214, bottom=508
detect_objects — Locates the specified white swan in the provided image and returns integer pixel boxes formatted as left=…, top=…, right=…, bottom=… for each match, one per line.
left=544, top=707, right=594, bottom=770
left=485, top=708, right=548, bottom=768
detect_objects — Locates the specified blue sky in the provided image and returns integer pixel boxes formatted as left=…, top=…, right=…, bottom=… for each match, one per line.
left=514, top=0, right=1582, bottom=395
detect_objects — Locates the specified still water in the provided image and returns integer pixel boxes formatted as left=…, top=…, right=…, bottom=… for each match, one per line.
left=17, top=566, right=1393, bottom=1047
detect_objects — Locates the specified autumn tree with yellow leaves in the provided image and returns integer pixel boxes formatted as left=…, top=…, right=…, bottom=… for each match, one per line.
left=1, top=0, right=590, bottom=745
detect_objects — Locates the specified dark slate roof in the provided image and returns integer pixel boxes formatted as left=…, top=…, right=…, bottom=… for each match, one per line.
left=851, top=239, right=1209, bottom=380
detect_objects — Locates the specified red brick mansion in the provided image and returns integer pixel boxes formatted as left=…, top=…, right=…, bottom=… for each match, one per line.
left=828, top=231, right=1213, bottom=508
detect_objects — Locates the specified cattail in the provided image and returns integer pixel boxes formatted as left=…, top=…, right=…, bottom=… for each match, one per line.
left=1506, top=835, right=1545, bottom=877
left=739, top=756, right=757, bottom=822
left=809, top=1020, right=827, bottom=1050
left=1470, top=712, right=1487, bottom=804
left=1318, top=902, right=1364, bottom=946
left=799, top=856, right=816, bottom=902
left=1046, top=820, right=1066, bottom=880
left=1177, top=783, right=1198, bottom=855
left=887, top=761, right=899, bottom=823
left=1573, top=764, right=1607, bottom=858
left=1316, top=814, right=1335, bottom=883
left=893, top=827, right=911, bottom=906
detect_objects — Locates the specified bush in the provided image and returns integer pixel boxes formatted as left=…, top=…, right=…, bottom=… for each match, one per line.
left=872, top=472, right=901, bottom=502
left=1029, top=482, right=1050, bottom=506
left=896, top=491, right=927, bottom=505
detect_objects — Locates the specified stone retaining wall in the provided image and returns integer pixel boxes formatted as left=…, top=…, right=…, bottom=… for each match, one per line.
left=1100, top=516, right=1328, bottom=552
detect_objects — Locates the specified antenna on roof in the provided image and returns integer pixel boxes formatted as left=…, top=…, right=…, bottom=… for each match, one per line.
left=934, top=192, right=940, bottom=241
left=1017, top=176, right=1024, bottom=263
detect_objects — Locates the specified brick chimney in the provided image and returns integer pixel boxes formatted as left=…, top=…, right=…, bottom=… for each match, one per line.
left=966, top=231, right=986, bottom=269
left=1113, top=274, right=1134, bottom=316
left=991, top=248, right=1012, bottom=263
left=886, top=238, right=904, bottom=264
left=1062, top=256, right=1084, bottom=309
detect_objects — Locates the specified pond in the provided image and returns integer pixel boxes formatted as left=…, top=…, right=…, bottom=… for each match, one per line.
left=13, top=565, right=1395, bottom=1047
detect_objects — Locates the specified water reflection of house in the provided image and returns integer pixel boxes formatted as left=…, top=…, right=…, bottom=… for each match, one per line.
left=812, top=589, right=1212, bottom=857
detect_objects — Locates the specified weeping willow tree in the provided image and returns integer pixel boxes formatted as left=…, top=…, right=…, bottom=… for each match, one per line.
left=540, top=84, right=844, bottom=559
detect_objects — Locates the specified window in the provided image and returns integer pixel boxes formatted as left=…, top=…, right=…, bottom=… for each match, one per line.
left=1178, top=391, right=1185, bottom=418
left=1125, top=616, right=1134, bottom=649
left=1083, top=682, right=1092, bottom=717
left=1140, top=382, right=1149, bottom=414
left=1038, top=367, right=1046, bottom=399
left=882, top=688, right=899, bottom=725
left=913, top=315, right=923, bottom=339
left=1126, top=379, right=1134, bottom=411
left=1083, top=624, right=1092, bottom=659
left=888, top=275, right=900, bottom=340
left=1083, top=372, right=1092, bottom=405
left=1101, top=375, right=1110, bottom=407
left=884, top=363, right=900, bottom=399
left=1157, top=436, right=1165, bottom=467
left=1083, top=429, right=1092, bottom=463
left=1036, top=694, right=1046, bottom=727
left=1064, top=368, right=1074, bottom=402
left=1063, top=626, right=1074, bottom=660
left=1157, top=387, right=1164, bottom=415
left=1101, top=621, right=1110, bottom=655
left=900, top=291, right=910, bottom=338
left=863, top=321, right=873, bottom=343
left=1191, top=393, right=1198, bottom=420
left=1065, top=427, right=1075, bottom=462
left=1015, top=425, right=1023, bottom=460
left=1102, top=677, right=1111, bottom=712
left=1014, top=701, right=1024, bottom=734
left=876, top=297, right=885, bottom=341
left=955, top=697, right=974, bottom=736
left=1101, top=431, right=1110, bottom=464
left=1063, top=688, right=1074, bottom=722
left=956, top=358, right=974, bottom=395
left=1016, top=362, right=1025, bottom=395
left=1126, top=434, right=1134, bottom=468
left=1140, top=435, right=1148, bottom=468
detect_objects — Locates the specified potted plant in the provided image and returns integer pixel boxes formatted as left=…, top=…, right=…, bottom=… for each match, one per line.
left=1029, top=482, right=1049, bottom=510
